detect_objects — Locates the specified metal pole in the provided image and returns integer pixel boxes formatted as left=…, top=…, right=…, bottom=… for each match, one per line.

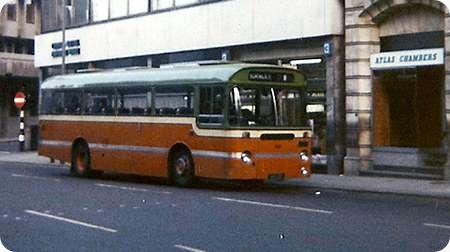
left=19, top=110, right=25, bottom=152
left=61, top=0, right=66, bottom=75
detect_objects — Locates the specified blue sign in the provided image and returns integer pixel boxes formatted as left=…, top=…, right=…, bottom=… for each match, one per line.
left=51, top=39, right=81, bottom=58
left=324, top=42, right=332, bottom=57
left=221, top=50, right=230, bottom=61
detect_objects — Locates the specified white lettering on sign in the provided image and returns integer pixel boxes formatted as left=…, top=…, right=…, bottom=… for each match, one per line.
left=370, top=48, right=444, bottom=70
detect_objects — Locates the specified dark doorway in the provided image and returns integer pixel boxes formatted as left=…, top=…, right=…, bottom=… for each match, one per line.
left=374, top=66, right=444, bottom=148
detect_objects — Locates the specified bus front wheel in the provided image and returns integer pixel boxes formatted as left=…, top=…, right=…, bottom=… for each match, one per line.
left=71, top=142, right=92, bottom=177
left=170, top=150, right=195, bottom=187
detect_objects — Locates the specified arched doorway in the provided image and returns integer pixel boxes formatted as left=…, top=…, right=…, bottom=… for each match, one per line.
left=373, top=4, right=445, bottom=148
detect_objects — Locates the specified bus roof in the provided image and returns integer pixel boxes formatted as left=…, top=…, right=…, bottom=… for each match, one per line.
left=41, top=63, right=305, bottom=89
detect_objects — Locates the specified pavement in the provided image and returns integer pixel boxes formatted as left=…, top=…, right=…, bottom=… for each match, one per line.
left=0, top=151, right=449, bottom=199
left=0, top=138, right=19, bottom=153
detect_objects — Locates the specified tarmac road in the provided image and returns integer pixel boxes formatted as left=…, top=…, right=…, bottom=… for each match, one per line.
left=0, top=161, right=449, bottom=251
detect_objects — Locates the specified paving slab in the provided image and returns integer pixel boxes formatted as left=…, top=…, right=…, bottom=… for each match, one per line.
left=275, top=174, right=450, bottom=199
left=0, top=151, right=52, bottom=165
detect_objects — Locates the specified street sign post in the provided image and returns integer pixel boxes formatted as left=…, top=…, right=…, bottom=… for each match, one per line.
left=14, top=92, right=26, bottom=152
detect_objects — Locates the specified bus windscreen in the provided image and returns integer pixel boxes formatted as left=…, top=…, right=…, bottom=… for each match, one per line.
left=229, top=86, right=307, bottom=127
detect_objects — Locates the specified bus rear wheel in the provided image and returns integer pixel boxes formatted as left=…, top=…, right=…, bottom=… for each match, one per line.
left=71, top=143, right=93, bottom=177
left=170, top=151, right=195, bottom=187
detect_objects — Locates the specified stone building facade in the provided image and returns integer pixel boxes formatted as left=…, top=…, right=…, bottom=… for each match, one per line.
left=344, top=0, right=450, bottom=179
left=0, top=0, right=40, bottom=149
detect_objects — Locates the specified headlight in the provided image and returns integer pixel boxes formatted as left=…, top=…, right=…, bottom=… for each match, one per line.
left=300, top=167, right=309, bottom=176
left=300, top=152, right=309, bottom=161
left=241, top=151, right=253, bottom=165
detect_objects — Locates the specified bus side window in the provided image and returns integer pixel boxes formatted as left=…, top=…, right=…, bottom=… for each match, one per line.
left=64, top=92, right=82, bottom=114
left=154, top=86, right=194, bottom=116
left=84, top=89, right=115, bottom=115
left=40, top=90, right=54, bottom=115
left=50, top=91, right=65, bottom=114
left=198, top=87, right=224, bottom=126
left=117, top=86, right=150, bottom=116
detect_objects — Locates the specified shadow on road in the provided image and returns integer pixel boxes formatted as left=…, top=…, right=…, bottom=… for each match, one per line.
left=56, top=168, right=308, bottom=194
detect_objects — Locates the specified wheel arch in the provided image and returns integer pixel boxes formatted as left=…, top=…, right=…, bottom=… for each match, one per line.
left=72, top=137, right=89, bottom=153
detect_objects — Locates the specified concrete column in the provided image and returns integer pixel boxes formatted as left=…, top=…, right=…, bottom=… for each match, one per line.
left=17, top=0, right=24, bottom=37
left=35, top=0, right=42, bottom=35
left=326, top=35, right=346, bottom=175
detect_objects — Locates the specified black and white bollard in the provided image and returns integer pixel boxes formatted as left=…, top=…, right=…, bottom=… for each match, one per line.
left=19, top=110, right=25, bottom=152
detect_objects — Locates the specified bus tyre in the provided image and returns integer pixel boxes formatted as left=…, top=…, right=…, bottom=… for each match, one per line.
left=170, top=151, right=195, bottom=187
left=71, top=143, right=92, bottom=177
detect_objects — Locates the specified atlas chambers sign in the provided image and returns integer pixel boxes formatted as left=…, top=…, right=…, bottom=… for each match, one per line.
left=370, top=48, right=444, bottom=70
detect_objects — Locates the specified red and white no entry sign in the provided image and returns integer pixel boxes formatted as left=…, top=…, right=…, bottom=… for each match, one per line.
left=14, top=92, right=26, bottom=109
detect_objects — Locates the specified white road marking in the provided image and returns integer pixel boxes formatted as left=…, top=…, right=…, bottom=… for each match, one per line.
left=25, top=210, right=118, bottom=233
left=212, top=197, right=333, bottom=214
left=0, top=151, right=10, bottom=154
left=424, top=223, right=450, bottom=230
left=94, top=183, right=172, bottom=194
left=12, top=173, right=46, bottom=181
left=174, top=244, right=207, bottom=252
left=11, top=173, right=60, bottom=182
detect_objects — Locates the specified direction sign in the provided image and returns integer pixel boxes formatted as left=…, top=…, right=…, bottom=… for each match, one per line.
left=14, top=92, right=26, bottom=109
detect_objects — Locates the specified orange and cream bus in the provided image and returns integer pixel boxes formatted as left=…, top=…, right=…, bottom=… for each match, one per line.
left=38, top=63, right=312, bottom=186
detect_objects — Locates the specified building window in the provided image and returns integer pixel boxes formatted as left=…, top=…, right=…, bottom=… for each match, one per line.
left=110, top=0, right=128, bottom=18
left=129, top=0, right=149, bottom=15
left=150, top=0, right=205, bottom=11
left=41, top=0, right=218, bottom=29
left=175, top=0, right=198, bottom=7
left=7, top=4, right=16, bottom=21
left=72, top=0, right=89, bottom=26
left=6, top=42, right=13, bottom=53
left=26, top=2, right=35, bottom=24
left=151, top=0, right=174, bottom=11
left=91, top=0, right=109, bottom=21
